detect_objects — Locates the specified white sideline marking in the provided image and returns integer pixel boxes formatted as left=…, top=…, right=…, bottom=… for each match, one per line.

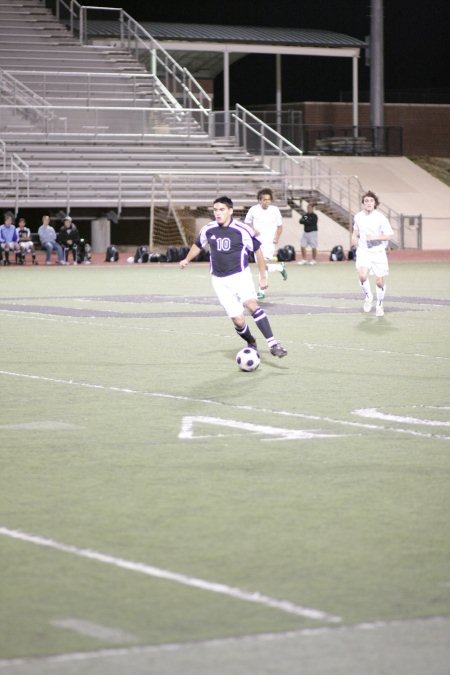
left=0, top=421, right=81, bottom=431
left=354, top=408, right=450, bottom=427
left=0, top=616, right=447, bottom=668
left=179, top=415, right=347, bottom=441
left=51, top=619, right=138, bottom=644
left=0, top=527, right=341, bottom=624
left=0, top=369, right=449, bottom=440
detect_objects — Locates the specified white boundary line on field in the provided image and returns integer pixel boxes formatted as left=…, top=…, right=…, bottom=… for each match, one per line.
left=0, top=615, right=448, bottom=669
left=0, top=527, right=341, bottom=624
left=0, top=369, right=449, bottom=440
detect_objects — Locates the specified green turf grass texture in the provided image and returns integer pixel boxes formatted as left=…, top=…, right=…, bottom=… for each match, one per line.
left=0, top=261, right=449, bottom=673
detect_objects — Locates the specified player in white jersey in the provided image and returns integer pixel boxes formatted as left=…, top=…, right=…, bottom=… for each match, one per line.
left=352, top=191, right=394, bottom=317
left=244, top=188, right=287, bottom=299
left=179, top=196, right=287, bottom=358
left=16, top=217, right=38, bottom=265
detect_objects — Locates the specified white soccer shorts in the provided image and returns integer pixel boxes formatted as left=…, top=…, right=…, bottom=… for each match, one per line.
left=355, top=247, right=390, bottom=277
left=211, top=267, right=257, bottom=318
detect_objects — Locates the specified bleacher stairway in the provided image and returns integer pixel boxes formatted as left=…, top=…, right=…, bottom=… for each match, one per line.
left=0, top=0, right=283, bottom=213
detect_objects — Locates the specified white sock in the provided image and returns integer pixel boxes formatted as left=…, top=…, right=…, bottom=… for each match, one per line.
left=360, top=280, right=372, bottom=298
left=376, top=285, right=386, bottom=303
left=267, top=263, right=283, bottom=273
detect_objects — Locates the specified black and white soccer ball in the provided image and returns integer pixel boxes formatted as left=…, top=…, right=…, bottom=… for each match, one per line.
left=236, top=347, right=260, bottom=372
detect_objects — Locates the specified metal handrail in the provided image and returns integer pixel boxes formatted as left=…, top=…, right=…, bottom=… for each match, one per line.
left=5, top=70, right=169, bottom=103
left=0, top=70, right=56, bottom=127
left=233, top=104, right=303, bottom=159
left=0, top=101, right=209, bottom=137
left=0, top=138, right=6, bottom=174
left=47, top=0, right=211, bottom=115
left=10, top=152, right=30, bottom=210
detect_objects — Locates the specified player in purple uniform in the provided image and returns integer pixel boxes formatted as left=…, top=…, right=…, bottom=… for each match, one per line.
left=179, top=196, right=287, bottom=358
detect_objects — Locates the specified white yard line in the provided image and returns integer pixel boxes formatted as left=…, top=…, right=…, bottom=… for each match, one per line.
left=0, top=616, right=447, bottom=669
left=0, top=369, right=449, bottom=440
left=354, top=408, right=450, bottom=426
left=0, top=527, right=341, bottom=624
left=50, top=619, right=138, bottom=644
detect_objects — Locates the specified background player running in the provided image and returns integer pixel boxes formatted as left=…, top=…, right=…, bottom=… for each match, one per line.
left=179, top=196, right=287, bottom=358
left=352, top=190, right=394, bottom=317
left=244, top=188, right=287, bottom=299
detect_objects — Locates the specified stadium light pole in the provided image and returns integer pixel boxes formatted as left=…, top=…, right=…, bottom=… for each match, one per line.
left=370, top=0, right=385, bottom=152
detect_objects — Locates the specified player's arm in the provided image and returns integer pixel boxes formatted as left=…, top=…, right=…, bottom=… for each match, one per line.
left=273, top=224, right=283, bottom=246
left=255, top=247, right=268, bottom=290
left=179, top=243, right=201, bottom=268
left=351, top=224, right=360, bottom=247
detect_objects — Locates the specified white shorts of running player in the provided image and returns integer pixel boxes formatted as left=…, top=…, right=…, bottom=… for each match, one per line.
left=211, top=267, right=257, bottom=318
left=258, top=238, right=276, bottom=261
left=355, top=247, right=390, bottom=277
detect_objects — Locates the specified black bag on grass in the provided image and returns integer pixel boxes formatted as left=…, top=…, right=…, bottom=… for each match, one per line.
left=134, top=246, right=149, bottom=263
left=329, top=245, right=344, bottom=261
left=105, top=245, right=119, bottom=262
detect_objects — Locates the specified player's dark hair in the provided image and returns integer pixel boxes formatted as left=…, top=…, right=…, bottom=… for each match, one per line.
left=214, top=196, right=233, bottom=209
left=257, top=188, right=273, bottom=201
left=362, top=190, right=379, bottom=207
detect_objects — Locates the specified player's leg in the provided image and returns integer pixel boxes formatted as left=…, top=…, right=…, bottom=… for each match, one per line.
left=258, top=242, right=287, bottom=295
left=44, top=242, right=52, bottom=264
left=373, top=252, right=389, bottom=317
left=3, top=244, right=11, bottom=265
left=375, top=276, right=386, bottom=316
left=355, top=249, right=373, bottom=312
left=212, top=274, right=258, bottom=348
left=244, top=299, right=287, bottom=357
left=359, top=270, right=373, bottom=312
left=309, top=232, right=318, bottom=265
left=241, top=264, right=287, bottom=356
left=30, top=243, right=37, bottom=264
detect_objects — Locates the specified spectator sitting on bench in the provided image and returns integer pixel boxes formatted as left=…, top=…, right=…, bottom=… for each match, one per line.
left=0, top=214, right=21, bottom=266
left=58, top=216, right=80, bottom=265
left=38, top=214, right=66, bottom=265
left=16, top=217, right=38, bottom=265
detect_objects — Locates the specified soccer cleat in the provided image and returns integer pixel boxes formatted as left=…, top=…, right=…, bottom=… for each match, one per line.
left=247, top=341, right=258, bottom=350
left=297, top=260, right=307, bottom=265
left=270, top=343, right=288, bottom=358
left=376, top=302, right=384, bottom=317
left=309, top=260, right=317, bottom=265
left=256, top=290, right=265, bottom=300
left=280, top=263, right=288, bottom=280
left=363, top=294, right=374, bottom=313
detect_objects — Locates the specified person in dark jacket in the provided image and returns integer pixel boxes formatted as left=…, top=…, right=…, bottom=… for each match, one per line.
left=58, top=216, right=80, bottom=264
left=298, top=203, right=319, bottom=265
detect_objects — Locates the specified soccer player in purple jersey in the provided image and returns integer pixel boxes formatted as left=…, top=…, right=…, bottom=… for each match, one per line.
left=180, top=196, right=287, bottom=358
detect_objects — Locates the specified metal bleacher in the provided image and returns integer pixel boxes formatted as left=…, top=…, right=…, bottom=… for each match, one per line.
left=0, top=0, right=300, bottom=217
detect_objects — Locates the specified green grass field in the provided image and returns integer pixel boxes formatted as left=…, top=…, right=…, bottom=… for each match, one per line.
left=1, top=260, right=449, bottom=675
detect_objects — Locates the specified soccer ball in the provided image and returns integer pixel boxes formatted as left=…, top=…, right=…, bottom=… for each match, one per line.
left=127, top=256, right=135, bottom=264
left=236, top=347, right=260, bottom=372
